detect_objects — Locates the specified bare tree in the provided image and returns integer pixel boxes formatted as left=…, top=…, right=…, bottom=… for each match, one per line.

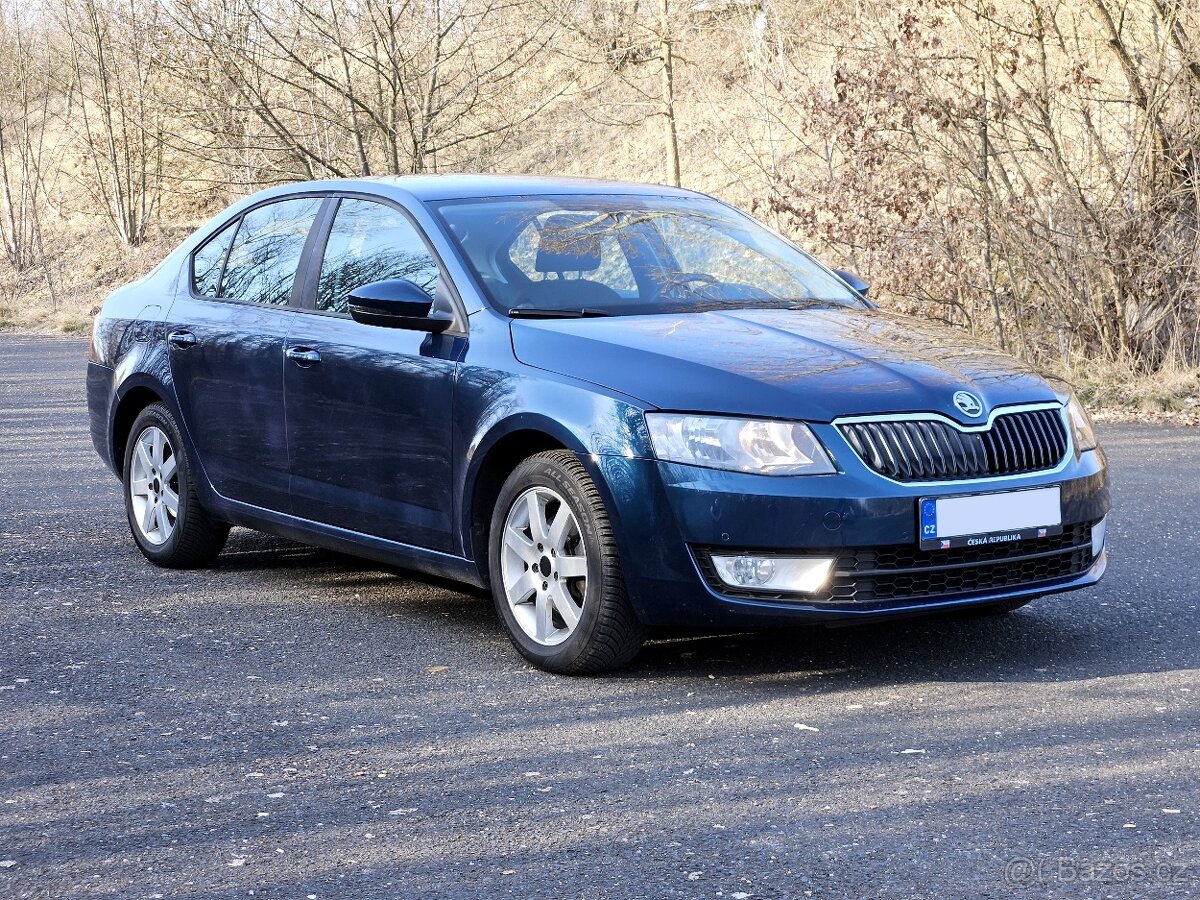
left=164, top=0, right=564, bottom=185
left=58, top=0, right=167, bottom=246
left=0, top=0, right=1196, bottom=375
left=558, top=0, right=688, bottom=186
left=0, top=1, right=55, bottom=273
left=735, top=0, right=1199, bottom=370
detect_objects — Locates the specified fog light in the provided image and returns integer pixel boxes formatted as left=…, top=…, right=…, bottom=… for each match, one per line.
left=711, top=555, right=834, bottom=594
left=1092, top=517, right=1107, bottom=558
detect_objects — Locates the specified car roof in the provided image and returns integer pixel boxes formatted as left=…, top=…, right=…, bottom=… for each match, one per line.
left=323, top=173, right=707, bottom=202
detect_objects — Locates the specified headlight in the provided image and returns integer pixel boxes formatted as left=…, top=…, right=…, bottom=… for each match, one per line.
left=645, top=414, right=836, bottom=475
left=1066, top=395, right=1098, bottom=453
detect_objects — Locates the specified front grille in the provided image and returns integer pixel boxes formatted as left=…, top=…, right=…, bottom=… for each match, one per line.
left=839, top=406, right=1069, bottom=482
left=696, top=519, right=1097, bottom=606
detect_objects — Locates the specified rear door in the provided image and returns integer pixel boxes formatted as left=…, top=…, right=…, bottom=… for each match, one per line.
left=167, top=196, right=323, bottom=510
left=283, top=196, right=464, bottom=551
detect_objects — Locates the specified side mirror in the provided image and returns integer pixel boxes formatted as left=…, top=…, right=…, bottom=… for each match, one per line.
left=833, top=269, right=870, bottom=298
left=348, top=279, right=453, bottom=332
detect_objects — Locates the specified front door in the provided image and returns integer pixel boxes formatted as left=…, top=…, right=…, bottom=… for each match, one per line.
left=283, top=198, right=463, bottom=551
left=166, top=196, right=322, bottom=510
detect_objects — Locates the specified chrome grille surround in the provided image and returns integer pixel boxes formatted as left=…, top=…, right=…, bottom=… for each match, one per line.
left=836, top=402, right=1071, bottom=483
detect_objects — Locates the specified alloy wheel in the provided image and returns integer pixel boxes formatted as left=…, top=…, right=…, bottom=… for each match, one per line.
left=500, top=486, right=589, bottom=646
left=128, top=425, right=179, bottom=545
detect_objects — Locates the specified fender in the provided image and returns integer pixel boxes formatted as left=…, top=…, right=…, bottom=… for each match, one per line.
left=456, top=382, right=655, bottom=567
left=105, top=360, right=222, bottom=512
left=452, top=307, right=660, bottom=565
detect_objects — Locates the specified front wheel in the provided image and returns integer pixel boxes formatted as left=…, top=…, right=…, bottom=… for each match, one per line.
left=123, top=403, right=228, bottom=568
left=488, top=450, right=647, bottom=674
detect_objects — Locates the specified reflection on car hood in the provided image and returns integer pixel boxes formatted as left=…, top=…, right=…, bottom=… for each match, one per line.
left=510, top=307, right=1064, bottom=422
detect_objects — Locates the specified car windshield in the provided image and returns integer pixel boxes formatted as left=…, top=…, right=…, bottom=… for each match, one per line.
left=431, top=195, right=864, bottom=316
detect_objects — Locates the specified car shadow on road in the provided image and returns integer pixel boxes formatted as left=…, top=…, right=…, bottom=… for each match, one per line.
left=631, top=612, right=1102, bottom=684
left=197, top=529, right=1178, bottom=695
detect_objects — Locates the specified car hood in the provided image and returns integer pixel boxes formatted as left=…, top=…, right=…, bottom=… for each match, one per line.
left=510, top=306, right=1065, bottom=422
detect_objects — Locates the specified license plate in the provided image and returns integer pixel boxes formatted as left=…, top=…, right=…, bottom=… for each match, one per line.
left=919, top=486, right=1062, bottom=550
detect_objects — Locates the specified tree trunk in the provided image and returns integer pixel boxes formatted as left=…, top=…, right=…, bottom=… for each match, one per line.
left=658, top=0, right=681, bottom=187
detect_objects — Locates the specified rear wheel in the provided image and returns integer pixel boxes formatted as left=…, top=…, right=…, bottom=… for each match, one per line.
left=489, top=450, right=647, bottom=674
left=123, top=403, right=228, bottom=568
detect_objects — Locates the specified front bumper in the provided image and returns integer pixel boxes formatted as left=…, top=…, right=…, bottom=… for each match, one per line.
left=594, top=443, right=1110, bottom=628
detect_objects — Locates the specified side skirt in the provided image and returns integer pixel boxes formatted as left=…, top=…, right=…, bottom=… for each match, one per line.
left=212, top=495, right=486, bottom=589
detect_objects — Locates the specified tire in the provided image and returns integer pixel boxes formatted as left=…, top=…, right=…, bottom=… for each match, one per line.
left=488, top=450, right=647, bottom=674
left=123, top=403, right=228, bottom=568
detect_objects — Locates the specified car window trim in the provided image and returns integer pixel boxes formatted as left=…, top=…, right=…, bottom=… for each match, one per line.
left=292, top=197, right=339, bottom=311
left=186, top=191, right=330, bottom=310
left=293, top=191, right=469, bottom=335
left=214, top=217, right=241, bottom=299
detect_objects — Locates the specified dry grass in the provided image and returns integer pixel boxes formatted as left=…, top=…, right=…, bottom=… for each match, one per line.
left=0, top=225, right=189, bottom=333
left=1068, top=358, right=1200, bottom=424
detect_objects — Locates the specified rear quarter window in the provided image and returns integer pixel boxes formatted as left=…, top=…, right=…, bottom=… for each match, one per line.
left=191, top=220, right=238, bottom=297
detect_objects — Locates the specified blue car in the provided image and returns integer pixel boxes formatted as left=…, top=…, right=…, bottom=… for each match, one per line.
left=86, top=175, right=1109, bottom=673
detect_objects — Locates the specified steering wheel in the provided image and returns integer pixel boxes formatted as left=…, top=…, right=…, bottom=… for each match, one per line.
left=654, top=272, right=721, bottom=303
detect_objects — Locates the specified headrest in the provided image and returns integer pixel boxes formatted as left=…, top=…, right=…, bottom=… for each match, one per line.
left=535, top=214, right=602, bottom=272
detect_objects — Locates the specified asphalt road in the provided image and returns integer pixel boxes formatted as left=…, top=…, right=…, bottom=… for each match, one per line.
left=1, top=334, right=1197, bottom=899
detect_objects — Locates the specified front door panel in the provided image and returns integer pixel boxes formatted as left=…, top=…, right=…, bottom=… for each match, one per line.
left=284, top=315, right=462, bottom=550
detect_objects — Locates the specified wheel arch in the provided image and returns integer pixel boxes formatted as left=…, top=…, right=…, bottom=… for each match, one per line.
left=110, top=379, right=176, bottom=476
left=463, top=416, right=589, bottom=582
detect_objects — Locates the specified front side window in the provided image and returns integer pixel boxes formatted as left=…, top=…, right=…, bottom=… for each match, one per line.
left=220, top=197, right=322, bottom=306
left=433, top=195, right=862, bottom=316
left=191, top=220, right=238, bottom=297
left=317, top=199, right=440, bottom=314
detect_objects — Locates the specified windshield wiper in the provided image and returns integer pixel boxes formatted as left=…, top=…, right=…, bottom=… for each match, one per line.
left=507, top=306, right=612, bottom=319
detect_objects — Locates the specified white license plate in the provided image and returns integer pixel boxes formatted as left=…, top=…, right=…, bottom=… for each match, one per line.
left=919, top=486, right=1062, bottom=550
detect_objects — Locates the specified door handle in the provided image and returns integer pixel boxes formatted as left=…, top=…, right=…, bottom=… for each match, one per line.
left=167, top=330, right=197, bottom=350
left=286, top=347, right=321, bottom=366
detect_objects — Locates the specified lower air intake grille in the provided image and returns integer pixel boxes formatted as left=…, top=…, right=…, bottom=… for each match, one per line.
left=696, top=520, right=1098, bottom=606
left=839, top=406, right=1069, bottom=482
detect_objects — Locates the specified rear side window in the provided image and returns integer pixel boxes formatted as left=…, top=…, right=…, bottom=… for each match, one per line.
left=191, top=220, right=238, bottom=297
left=316, top=199, right=439, bottom=314
left=220, top=198, right=322, bottom=306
